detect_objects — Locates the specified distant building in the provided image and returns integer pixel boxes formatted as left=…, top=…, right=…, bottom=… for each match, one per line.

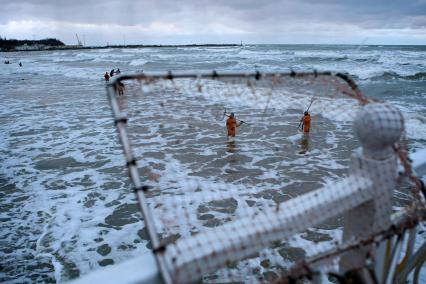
left=1, top=38, right=65, bottom=52
left=15, top=43, right=47, bottom=51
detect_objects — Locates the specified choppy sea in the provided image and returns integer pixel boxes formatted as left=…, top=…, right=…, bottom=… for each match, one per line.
left=1, top=45, right=426, bottom=283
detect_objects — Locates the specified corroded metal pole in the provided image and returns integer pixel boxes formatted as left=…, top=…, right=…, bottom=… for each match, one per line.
left=106, top=85, right=172, bottom=284
left=340, top=103, right=404, bottom=280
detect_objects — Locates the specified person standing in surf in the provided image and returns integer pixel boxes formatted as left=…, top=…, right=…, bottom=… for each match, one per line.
left=104, top=72, right=110, bottom=82
left=226, top=113, right=241, bottom=140
left=117, top=82, right=125, bottom=95
left=300, top=111, right=311, bottom=133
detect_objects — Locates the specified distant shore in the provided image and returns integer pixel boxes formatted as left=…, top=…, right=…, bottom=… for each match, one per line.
left=2, top=43, right=241, bottom=53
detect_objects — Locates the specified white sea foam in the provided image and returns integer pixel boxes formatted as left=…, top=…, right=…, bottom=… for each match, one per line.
left=1, top=45, right=425, bottom=283
left=91, top=48, right=115, bottom=53
left=129, top=58, right=148, bottom=66
left=120, top=48, right=157, bottom=53
left=406, top=116, right=426, bottom=141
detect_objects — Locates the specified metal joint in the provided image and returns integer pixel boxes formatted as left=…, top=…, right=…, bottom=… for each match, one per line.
left=114, top=117, right=128, bottom=125
left=134, top=185, right=151, bottom=193
left=420, top=179, right=426, bottom=199
left=126, top=158, right=137, bottom=167
left=153, top=245, right=166, bottom=254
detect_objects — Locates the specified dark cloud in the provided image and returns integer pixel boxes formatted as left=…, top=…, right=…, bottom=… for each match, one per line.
left=1, top=0, right=425, bottom=27
left=0, top=0, right=425, bottom=44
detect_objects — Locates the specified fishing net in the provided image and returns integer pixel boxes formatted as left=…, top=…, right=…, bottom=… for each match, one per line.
left=106, top=71, right=425, bottom=283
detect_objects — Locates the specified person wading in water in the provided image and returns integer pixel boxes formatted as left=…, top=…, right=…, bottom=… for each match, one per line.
left=117, top=82, right=125, bottom=95
left=226, top=112, right=242, bottom=141
left=300, top=111, right=311, bottom=133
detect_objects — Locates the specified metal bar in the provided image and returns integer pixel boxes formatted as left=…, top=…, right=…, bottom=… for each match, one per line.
left=167, top=176, right=374, bottom=283
left=107, top=70, right=359, bottom=283
left=113, top=70, right=335, bottom=84
left=281, top=207, right=426, bottom=283
left=385, top=233, right=404, bottom=284
left=105, top=69, right=425, bottom=283
left=111, top=70, right=371, bottom=111
left=106, top=85, right=172, bottom=284
left=395, top=227, right=417, bottom=279
left=395, top=239, right=426, bottom=283
left=413, top=258, right=424, bottom=284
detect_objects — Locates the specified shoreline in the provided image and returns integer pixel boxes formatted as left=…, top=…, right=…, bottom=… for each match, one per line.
left=2, top=44, right=241, bottom=53
left=2, top=43, right=426, bottom=53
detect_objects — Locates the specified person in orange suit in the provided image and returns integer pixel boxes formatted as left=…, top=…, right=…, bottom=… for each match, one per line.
left=226, top=112, right=241, bottom=139
left=301, top=111, right=311, bottom=133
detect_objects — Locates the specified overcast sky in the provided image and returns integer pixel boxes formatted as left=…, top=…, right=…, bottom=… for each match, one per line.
left=1, top=0, right=425, bottom=45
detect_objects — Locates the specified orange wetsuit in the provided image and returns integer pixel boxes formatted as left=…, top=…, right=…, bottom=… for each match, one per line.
left=226, top=117, right=239, bottom=137
left=303, top=114, right=311, bottom=133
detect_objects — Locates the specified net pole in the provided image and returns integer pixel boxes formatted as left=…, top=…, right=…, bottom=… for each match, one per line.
left=106, top=84, right=172, bottom=284
left=116, top=70, right=337, bottom=85
left=106, top=71, right=425, bottom=282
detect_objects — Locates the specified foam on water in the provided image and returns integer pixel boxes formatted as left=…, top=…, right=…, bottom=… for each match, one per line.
left=0, top=74, right=148, bottom=282
left=129, top=58, right=148, bottom=66
left=0, top=45, right=425, bottom=283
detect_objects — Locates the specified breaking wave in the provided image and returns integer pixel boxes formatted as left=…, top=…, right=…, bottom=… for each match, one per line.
left=370, top=71, right=426, bottom=81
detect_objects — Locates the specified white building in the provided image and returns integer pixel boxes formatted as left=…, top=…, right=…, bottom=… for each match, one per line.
left=15, top=43, right=47, bottom=51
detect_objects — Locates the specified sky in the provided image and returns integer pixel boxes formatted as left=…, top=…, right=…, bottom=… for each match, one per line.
left=0, top=0, right=425, bottom=45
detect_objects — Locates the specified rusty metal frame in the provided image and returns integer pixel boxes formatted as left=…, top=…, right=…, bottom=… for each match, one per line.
left=105, top=70, right=424, bottom=283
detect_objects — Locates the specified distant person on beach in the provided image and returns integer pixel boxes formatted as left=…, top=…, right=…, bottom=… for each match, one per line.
left=104, top=72, right=110, bottom=82
left=19, top=62, right=22, bottom=67
left=116, top=68, right=121, bottom=74
left=4, top=60, right=10, bottom=64
left=117, top=82, right=125, bottom=95
left=226, top=112, right=241, bottom=140
left=110, top=69, right=115, bottom=77
left=300, top=111, right=311, bottom=133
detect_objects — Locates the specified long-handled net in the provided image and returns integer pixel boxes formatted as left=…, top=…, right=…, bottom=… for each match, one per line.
left=106, top=71, right=425, bottom=283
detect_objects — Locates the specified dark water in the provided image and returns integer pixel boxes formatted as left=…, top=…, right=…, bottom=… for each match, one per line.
left=0, top=45, right=425, bottom=282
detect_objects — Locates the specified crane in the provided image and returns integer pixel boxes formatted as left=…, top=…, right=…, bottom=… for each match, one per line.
left=75, top=34, right=82, bottom=47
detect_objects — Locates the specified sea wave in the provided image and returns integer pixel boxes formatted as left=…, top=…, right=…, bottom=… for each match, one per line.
left=239, top=49, right=294, bottom=56
left=76, top=52, right=133, bottom=60
left=121, top=48, right=157, bottom=54
left=129, top=58, right=148, bottom=66
left=296, top=54, right=380, bottom=64
left=1, top=45, right=426, bottom=283
left=369, top=71, right=426, bottom=81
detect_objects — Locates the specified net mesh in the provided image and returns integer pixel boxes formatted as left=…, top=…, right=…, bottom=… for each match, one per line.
left=107, top=71, right=425, bottom=283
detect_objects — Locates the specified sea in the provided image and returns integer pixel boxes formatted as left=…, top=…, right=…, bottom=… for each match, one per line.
left=1, top=45, right=426, bottom=283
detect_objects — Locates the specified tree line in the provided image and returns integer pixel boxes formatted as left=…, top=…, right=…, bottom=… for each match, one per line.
left=0, top=37, right=65, bottom=51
